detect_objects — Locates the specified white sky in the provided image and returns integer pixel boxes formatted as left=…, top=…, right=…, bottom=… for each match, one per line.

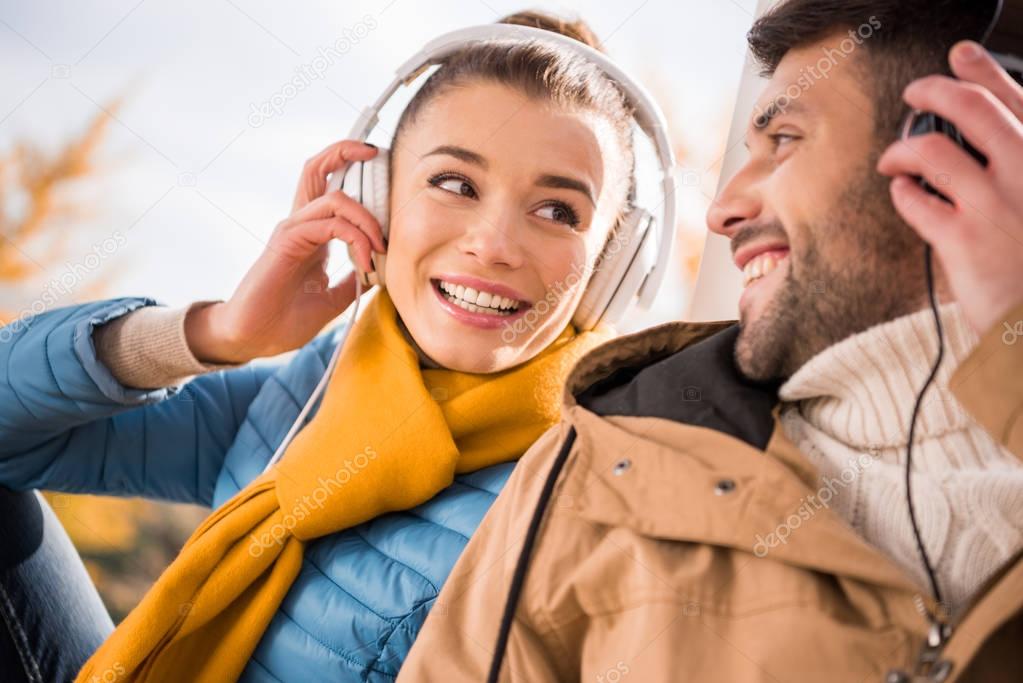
left=0, top=0, right=758, bottom=333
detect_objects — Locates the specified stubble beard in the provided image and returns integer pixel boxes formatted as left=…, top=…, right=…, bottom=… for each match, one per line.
left=734, top=166, right=929, bottom=382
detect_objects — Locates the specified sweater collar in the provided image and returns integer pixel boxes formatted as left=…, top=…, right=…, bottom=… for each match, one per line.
left=778, top=302, right=980, bottom=450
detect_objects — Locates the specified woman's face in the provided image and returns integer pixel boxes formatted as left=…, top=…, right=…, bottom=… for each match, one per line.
left=385, top=81, right=627, bottom=374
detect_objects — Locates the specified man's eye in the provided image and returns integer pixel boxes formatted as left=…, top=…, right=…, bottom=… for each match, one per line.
left=428, top=173, right=478, bottom=199
left=534, top=202, right=580, bottom=228
left=770, top=133, right=799, bottom=148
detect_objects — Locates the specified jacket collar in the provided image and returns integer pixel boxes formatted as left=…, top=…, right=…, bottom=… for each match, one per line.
left=574, top=322, right=779, bottom=449
left=559, top=319, right=922, bottom=594
left=563, top=318, right=736, bottom=409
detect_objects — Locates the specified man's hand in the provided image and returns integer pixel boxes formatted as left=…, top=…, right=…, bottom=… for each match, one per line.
left=878, top=40, right=1023, bottom=337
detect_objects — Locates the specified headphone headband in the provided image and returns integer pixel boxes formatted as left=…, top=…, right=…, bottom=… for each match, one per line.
left=346, top=23, right=678, bottom=310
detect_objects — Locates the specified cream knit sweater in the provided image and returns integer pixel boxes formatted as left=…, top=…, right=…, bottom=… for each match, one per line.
left=92, top=301, right=239, bottom=389
left=778, top=303, right=1023, bottom=615
left=94, top=301, right=1023, bottom=615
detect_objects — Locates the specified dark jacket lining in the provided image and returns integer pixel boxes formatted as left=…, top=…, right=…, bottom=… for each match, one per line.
left=576, top=324, right=780, bottom=451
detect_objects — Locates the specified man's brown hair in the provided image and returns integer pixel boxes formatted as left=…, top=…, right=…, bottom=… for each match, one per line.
left=747, top=0, right=997, bottom=145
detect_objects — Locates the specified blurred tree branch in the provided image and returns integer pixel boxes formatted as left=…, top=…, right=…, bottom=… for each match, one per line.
left=0, top=99, right=119, bottom=283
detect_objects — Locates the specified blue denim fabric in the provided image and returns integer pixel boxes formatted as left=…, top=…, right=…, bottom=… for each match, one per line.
left=0, top=487, right=113, bottom=683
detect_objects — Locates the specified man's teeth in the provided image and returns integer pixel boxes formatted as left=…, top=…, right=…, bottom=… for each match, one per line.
left=437, top=280, right=521, bottom=315
left=743, top=252, right=787, bottom=286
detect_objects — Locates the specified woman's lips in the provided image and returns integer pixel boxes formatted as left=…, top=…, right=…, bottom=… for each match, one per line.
left=431, top=280, right=530, bottom=330
left=432, top=273, right=531, bottom=304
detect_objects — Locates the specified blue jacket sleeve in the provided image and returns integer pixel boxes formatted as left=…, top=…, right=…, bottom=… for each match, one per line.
left=0, top=297, right=278, bottom=506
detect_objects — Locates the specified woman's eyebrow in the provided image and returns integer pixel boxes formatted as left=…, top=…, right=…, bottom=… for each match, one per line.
left=425, top=144, right=488, bottom=168
left=536, top=174, right=595, bottom=206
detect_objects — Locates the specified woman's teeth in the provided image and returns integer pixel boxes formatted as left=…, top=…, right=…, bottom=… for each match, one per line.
left=743, top=252, right=787, bottom=287
left=437, top=280, right=522, bottom=316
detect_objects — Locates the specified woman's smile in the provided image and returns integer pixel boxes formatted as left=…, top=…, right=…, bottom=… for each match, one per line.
left=384, top=79, right=628, bottom=372
left=430, top=275, right=532, bottom=329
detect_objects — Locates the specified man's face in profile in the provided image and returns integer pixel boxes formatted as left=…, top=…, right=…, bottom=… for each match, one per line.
left=707, top=30, right=928, bottom=382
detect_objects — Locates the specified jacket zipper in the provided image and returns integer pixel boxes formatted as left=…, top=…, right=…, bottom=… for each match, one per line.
left=888, top=547, right=1023, bottom=681
left=884, top=595, right=953, bottom=682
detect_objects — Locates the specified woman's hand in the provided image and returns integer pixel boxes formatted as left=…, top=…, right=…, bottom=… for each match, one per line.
left=186, top=141, right=383, bottom=364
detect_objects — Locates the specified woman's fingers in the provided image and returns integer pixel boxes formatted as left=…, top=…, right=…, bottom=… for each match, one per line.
left=327, top=271, right=359, bottom=311
left=281, top=189, right=386, bottom=253
left=279, top=216, right=375, bottom=273
left=292, top=140, right=378, bottom=212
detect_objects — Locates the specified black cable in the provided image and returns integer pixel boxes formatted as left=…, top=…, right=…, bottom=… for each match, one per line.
left=905, top=244, right=946, bottom=611
left=487, top=427, right=577, bottom=683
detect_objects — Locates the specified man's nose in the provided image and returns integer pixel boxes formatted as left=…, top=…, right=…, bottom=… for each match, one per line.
left=706, top=163, right=763, bottom=238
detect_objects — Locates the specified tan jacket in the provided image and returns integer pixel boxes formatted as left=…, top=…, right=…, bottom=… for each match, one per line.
left=398, top=302, right=1023, bottom=683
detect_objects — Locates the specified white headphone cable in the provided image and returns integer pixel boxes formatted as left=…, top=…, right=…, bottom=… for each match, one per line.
left=261, top=275, right=364, bottom=474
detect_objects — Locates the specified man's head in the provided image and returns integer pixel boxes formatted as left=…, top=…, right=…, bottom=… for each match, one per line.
left=707, top=0, right=996, bottom=381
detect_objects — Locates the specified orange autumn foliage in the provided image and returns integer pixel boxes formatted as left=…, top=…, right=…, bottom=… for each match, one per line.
left=1, top=102, right=207, bottom=622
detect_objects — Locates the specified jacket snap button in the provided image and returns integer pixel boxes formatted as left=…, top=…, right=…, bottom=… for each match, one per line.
left=714, top=479, right=736, bottom=495
left=612, top=459, right=632, bottom=476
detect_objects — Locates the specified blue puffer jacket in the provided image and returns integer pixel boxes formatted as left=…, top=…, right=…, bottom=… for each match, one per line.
left=0, top=297, right=514, bottom=681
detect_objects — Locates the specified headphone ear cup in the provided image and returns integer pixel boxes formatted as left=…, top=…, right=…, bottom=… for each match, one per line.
left=362, top=151, right=391, bottom=239
left=339, top=150, right=390, bottom=237
left=572, top=209, right=656, bottom=331
left=339, top=149, right=390, bottom=287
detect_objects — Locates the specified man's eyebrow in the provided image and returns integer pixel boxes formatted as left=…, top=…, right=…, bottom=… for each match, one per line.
left=744, top=98, right=809, bottom=149
left=424, top=145, right=488, bottom=168
left=536, top=174, right=595, bottom=206
left=753, top=101, right=782, bottom=130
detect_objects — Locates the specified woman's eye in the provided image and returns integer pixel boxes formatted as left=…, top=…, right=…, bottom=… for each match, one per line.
left=534, top=202, right=580, bottom=228
left=429, top=174, right=477, bottom=199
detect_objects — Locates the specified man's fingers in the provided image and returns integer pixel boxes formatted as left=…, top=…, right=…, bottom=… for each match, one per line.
left=949, top=41, right=1023, bottom=123
left=903, top=74, right=1023, bottom=166
left=888, top=174, right=961, bottom=246
left=877, top=133, right=994, bottom=210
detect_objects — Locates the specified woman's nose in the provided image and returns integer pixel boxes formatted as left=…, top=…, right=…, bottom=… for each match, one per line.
left=457, top=210, right=526, bottom=269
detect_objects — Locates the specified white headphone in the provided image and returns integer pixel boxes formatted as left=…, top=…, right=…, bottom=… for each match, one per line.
left=328, top=24, right=678, bottom=331
left=263, top=25, right=677, bottom=474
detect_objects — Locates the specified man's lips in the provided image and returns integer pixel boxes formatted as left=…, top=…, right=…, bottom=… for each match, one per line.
left=733, top=241, right=790, bottom=271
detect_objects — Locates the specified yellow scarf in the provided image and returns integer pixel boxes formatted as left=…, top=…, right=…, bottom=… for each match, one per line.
left=76, top=291, right=610, bottom=682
